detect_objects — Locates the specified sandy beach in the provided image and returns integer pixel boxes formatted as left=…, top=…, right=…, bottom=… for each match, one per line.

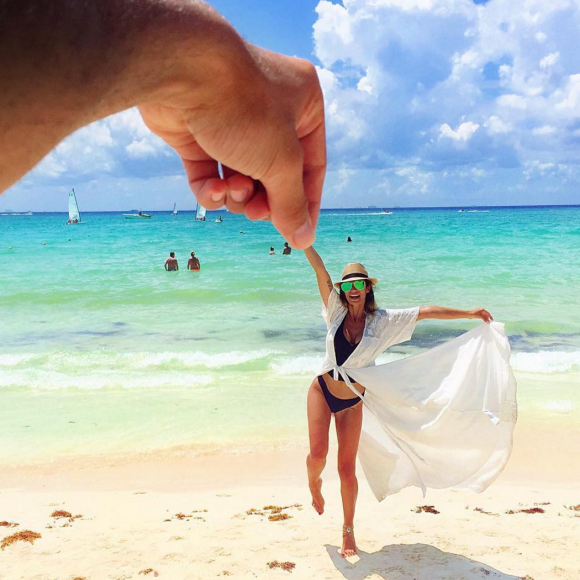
left=2, top=415, right=579, bottom=580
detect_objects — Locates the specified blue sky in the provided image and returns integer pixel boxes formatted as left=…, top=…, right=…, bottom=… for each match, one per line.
left=2, top=0, right=579, bottom=212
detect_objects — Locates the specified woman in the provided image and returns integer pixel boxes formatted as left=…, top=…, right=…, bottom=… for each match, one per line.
left=304, top=246, right=498, bottom=558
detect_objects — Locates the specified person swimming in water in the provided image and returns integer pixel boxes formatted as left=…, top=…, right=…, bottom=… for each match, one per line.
left=164, top=252, right=179, bottom=271
left=187, top=251, right=201, bottom=271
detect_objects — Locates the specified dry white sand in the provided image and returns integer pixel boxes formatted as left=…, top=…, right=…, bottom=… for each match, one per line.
left=1, top=416, right=579, bottom=580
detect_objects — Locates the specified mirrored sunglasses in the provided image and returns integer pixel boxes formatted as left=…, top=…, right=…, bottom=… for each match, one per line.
left=340, top=280, right=366, bottom=292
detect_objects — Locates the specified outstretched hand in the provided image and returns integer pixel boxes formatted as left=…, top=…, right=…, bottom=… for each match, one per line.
left=139, top=44, right=326, bottom=249
left=470, top=308, right=494, bottom=323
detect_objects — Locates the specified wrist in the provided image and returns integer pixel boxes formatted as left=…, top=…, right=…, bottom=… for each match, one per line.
left=117, top=1, right=259, bottom=115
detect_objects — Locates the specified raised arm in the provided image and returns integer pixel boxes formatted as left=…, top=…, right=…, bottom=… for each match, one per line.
left=417, top=306, right=493, bottom=323
left=304, top=247, right=333, bottom=307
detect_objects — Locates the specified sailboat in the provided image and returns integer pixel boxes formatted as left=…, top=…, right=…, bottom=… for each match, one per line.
left=172, top=202, right=177, bottom=216
left=66, top=189, right=82, bottom=224
left=195, top=202, right=207, bottom=221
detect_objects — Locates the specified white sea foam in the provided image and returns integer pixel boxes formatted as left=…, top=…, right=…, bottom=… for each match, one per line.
left=0, top=350, right=277, bottom=370
left=2, top=348, right=579, bottom=377
left=270, top=352, right=407, bottom=375
left=511, top=351, right=580, bottom=374
left=270, top=355, right=323, bottom=375
left=0, top=370, right=214, bottom=390
left=130, top=349, right=275, bottom=369
left=542, top=400, right=576, bottom=414
left=0, top=354, right=37, bottom=366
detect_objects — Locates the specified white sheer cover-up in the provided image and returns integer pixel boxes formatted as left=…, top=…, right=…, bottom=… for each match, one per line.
left=319, top=291, right=518, bottom=502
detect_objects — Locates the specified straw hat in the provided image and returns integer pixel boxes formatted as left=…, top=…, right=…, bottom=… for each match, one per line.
left=334, top=263, right=378, bottom=288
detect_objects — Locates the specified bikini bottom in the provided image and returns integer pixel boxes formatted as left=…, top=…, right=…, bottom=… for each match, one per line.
left=317, top=375, right=364, bottom=414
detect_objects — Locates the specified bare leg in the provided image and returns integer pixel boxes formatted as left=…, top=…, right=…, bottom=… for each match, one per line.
left=335, top=400, right=363, bottom=557
left=306, top=378, right=331, bottom=515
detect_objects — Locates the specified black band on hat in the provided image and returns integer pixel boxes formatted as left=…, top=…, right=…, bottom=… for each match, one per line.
left=343, top=272, right=368, bottom=280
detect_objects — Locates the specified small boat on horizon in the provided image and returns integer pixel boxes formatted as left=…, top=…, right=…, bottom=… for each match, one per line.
left=172, top=202, right=178, bottom=216
left=123, top=210, right=151, bottom=219
left=215, top=215, right=223, bottom=223
left=382, top=208, right=393, bottom=214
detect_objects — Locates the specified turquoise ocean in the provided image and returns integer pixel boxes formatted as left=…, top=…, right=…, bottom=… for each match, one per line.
left=1, top=206, right=579, bottom=469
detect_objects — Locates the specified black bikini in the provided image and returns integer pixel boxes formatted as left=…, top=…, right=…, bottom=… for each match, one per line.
left=318, top=317, right=365, bottom=413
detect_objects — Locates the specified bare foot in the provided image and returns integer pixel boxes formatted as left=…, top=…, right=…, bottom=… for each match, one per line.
left=309, top=477, right=324, bottom=515
left=340, top=525, right=357, bottom=558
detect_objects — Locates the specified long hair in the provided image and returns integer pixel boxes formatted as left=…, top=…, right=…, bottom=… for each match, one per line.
left=339, top=280, right=379, bottom=314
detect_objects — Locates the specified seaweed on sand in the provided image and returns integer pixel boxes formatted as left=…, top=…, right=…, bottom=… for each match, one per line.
left=413, top=505, right=440, bottom=514
left=1, top=530, right=41, bottom=550
left=268, top=561, right=296, bottom=572
left=506, top=507, right=545, bottom=514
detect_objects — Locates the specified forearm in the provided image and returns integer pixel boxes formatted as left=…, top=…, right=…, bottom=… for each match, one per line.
left=304, top=246, right=325, bottom=272
left=0, top=0, right=247, bottom=192
left=418, top=306, right=475, bottom=321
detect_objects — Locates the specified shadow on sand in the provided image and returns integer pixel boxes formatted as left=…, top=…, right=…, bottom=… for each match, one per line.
left=325, top=543, right=527, bottom=580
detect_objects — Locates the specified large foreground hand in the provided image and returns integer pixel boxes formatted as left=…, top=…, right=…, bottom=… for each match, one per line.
left=140, top=44, right=326, bottom=249
left=0, top=0, right=326, bottom=248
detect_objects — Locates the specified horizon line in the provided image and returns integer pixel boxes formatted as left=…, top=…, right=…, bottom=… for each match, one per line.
left=3, top=203, right=580, bottom=213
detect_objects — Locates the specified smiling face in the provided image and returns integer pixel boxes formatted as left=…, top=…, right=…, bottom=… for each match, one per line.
left=341, top=279, right=370, bottom=306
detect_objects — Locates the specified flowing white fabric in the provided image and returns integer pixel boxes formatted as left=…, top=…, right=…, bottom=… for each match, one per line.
left=319, top=291, right=518, bottom=501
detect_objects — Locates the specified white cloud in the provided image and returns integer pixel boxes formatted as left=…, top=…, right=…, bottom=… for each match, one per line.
left=532, top=125, right=556, bottom=136
left=439, top=121, right=479, bottom=142
left=313, top=0, right=580, bottom=185
left=357, top=70, right=374, bottom=94
left=497, top=94, right=528, bottom=110
left=29, top=107, right=170, bottom=181
left=539, top=52, right=559, bottom=69
left=555, top=74, right=580, bottom=112
left=485, top=116, right=511, bottom=135
left=126, top=139, right=157, bottom=158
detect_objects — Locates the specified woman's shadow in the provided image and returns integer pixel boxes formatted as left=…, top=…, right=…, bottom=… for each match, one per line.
left=325, top=543, right=527, bottom=580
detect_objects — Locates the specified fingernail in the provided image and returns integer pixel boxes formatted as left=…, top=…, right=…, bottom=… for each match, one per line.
left=292, top=218, right=315, bottom=249
left=211, top=191, right=225, bottom=202
left=230, top=189, right=247, bottom=203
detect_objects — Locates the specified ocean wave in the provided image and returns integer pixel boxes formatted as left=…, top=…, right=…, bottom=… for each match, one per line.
left=0, top=354, right=37, bottom=365
left=129, top=349, right=275, bottom=369
left=2, top=347, right=579, bottom=380
left=511, top=351, right=580, bottom=374
left=0, top=370, right=214, bottom=390
left=270, top=355, right=323, bottom=375
left=270, top=352, right=406, bottom=375
left=0, top=349, right=277, bottom=371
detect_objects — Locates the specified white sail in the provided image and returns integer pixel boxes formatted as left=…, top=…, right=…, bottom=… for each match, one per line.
left=172, top=202, right=177, bottom=215
left=195, top=202, right=207, bottom=221
left=68, top=189, right=81, bottom=223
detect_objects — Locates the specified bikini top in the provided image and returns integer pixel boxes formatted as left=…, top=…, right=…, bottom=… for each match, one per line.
left=333, top=317, right=361, bottom=382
